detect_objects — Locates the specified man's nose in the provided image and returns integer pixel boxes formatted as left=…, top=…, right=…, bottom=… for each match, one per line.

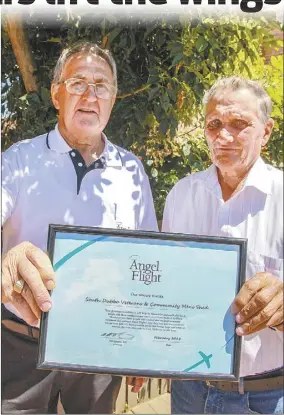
left=83, top=85, right=98, bottom=102
left=217, top=128, right=234, bottom=143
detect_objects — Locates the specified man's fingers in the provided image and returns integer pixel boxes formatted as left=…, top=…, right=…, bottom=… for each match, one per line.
left=236, top=285, right=282, bottom=324
left=126, top=377, right=135, bottom=386
left=236, top=320, right=268, bottom=336
left=20, top=283, right=41, bottom=320
left=18, top=258, right=52, bottom=312
left=2, top=242, right=54, bottom=327
left=13, top=296, right=39, bottom=326
left=267, top=305, right=284, bottom=328
left=236, top=293, right=283, bottom=335
left=126, top=377, right=145, bottom=392
left=131, top=378, right=145, bottom=393
left=26, top=246, right=56, bottom=290
left=134, top=378, right=145, bottom=388
left=232, top=273, right=274, bottom=314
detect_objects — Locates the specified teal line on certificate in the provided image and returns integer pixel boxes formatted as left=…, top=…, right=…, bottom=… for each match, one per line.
left=53, top=236, right=107, bottom=272
left=183, top=334, right=235, bottom=372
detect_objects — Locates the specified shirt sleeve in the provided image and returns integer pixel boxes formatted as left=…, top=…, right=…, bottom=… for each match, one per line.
left=139, top=173, right=158, bottom=232
left=1, top=149, right=19, bottom=226
left=162, top=188, right=175, bottom=233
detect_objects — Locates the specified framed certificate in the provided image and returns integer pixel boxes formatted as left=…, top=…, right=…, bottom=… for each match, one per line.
left=37, top=225, right=247, bottom=381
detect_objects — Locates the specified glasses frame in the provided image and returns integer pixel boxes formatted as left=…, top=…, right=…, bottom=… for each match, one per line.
left=59, top=78, right=117, bottom=99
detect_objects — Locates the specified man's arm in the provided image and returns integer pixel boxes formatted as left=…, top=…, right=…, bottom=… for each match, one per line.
left=2, top=149, right=56, bottom=326
left=2, top=150, right=19, bottom=225
left=162, top=188, right=175, bottom=232
left=140, top=174, right=158, bottom=232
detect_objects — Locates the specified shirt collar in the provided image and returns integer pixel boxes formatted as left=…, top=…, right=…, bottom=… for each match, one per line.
left=197, top=157, right=271, bottom=197
left=244, top=157, right=271, bottom=195
left=196, top=164, right=222, bottom=198
left=47, top=125, right=123, bottom=168
left=47, top=125, right=72, bottom=153
left=101, top=133, right=123, bottom=168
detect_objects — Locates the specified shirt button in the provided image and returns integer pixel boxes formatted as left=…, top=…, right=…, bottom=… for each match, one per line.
left=71, top=152, right=76, bottom=157
left=78, top=162, right=83, bottom=167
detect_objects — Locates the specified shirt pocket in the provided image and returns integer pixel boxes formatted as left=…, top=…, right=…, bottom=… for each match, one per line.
left=246, top=250, right=283, bottom=281
left=113, top=202, right=138, bottom=230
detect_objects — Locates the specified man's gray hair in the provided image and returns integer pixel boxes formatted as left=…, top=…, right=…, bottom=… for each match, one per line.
left=202, top=76, right=272, bottom=123
left=52, top=41, right=118, bottom=90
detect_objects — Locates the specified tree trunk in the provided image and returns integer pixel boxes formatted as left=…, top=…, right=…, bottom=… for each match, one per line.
left=5, top=13, right=38, bottom=93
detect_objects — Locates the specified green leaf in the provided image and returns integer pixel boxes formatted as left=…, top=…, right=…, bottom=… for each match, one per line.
left=148, top=87, right=160, bottom=101
left=135, top=109, right=145, bottom=126
left=40, top=87, right=50, bottom=106
left=159, top=118, right=169, bottom=135
left=195, top=37, right=208, bottom=53
left=172, top=54, right=183, bottom=66
left=167, top=88, right=176, bottom=102
left=107, top=28, right=123, bottom=46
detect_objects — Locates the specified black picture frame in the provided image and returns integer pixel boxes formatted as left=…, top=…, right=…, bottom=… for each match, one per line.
left=37, top=224, right=247, bottom=381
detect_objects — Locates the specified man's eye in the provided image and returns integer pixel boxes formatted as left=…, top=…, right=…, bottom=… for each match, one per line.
left=64, top=79, right=89, bottom=96
left=207, top=120, right=222, bottom=129
left=231, top=119, right=248, bottom=128
left=71, top=80, right=85, bottom=87
left=96, top=84, right=109, bottom=93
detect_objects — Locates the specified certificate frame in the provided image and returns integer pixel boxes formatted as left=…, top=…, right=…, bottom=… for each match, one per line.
left=37, top=224, right=247, bottom=381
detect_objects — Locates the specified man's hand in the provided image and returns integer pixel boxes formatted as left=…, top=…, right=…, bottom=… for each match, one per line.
left=126, top=377, right=146, bottom=393
left=232, top=272, right=283, bottom=335
left=2, top=242, right=56, bottom=326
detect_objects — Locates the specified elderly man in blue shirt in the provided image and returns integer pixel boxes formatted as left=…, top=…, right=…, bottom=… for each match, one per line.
left=1, top=42, right=158, bottom=414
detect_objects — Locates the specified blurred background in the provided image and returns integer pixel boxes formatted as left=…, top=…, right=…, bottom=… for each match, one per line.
left=1, top=12, right=283, bottom=218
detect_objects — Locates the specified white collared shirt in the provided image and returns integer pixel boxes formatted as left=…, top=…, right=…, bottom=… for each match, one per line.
left=163, top=157, right=283, bottom=377
left=2, top=126, right=158, bottom=318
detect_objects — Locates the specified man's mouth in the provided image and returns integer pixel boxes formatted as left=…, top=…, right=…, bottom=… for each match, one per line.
left=216, top=148, right=240, bottom=151
left=78, top=109, right=97, bottom=114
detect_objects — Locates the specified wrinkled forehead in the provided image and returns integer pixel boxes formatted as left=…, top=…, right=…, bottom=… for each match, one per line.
left=205, top=88, right=261, bottom=119
left=62, top=52, right=114, bottom=82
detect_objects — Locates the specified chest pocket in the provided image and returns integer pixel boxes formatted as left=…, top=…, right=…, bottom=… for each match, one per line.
left=246, top=251, right=283, bottom=281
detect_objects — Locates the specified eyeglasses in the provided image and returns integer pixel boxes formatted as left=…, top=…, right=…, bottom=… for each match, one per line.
left=61, top=78, right=116, bottom=99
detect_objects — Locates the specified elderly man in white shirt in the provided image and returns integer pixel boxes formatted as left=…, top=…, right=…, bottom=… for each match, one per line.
left=163, top=77, right=283, bottom=414
left=1, top=42, right=158, bottom=414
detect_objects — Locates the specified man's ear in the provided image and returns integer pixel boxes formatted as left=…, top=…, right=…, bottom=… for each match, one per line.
left=51, top=83, right=60, bottom=110
left=261, top=118, right=274, bottom=147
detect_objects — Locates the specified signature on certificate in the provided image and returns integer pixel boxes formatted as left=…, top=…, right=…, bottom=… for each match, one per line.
left=101, top=332, right=135, bottom=340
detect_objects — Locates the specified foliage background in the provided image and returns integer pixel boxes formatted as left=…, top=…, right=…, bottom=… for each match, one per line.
left=1, top=14, right=283, bottom=218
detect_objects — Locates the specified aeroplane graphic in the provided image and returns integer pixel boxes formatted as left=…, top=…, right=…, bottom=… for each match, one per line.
left=183, top=351, right=213, bottom=372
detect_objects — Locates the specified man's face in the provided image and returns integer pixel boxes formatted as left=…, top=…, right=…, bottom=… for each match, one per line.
left=51, top=53, right=116, bottom=144
left=205, top=88, right=273, bottom=174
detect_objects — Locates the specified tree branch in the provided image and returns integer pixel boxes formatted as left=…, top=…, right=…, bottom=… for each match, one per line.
left=117, top=84, right=151, bottom=99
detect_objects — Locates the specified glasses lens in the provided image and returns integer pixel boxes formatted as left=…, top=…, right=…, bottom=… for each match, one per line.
left=95, top=83, right=115, bottom=99
left=66, top=79, right=87, bottom=95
